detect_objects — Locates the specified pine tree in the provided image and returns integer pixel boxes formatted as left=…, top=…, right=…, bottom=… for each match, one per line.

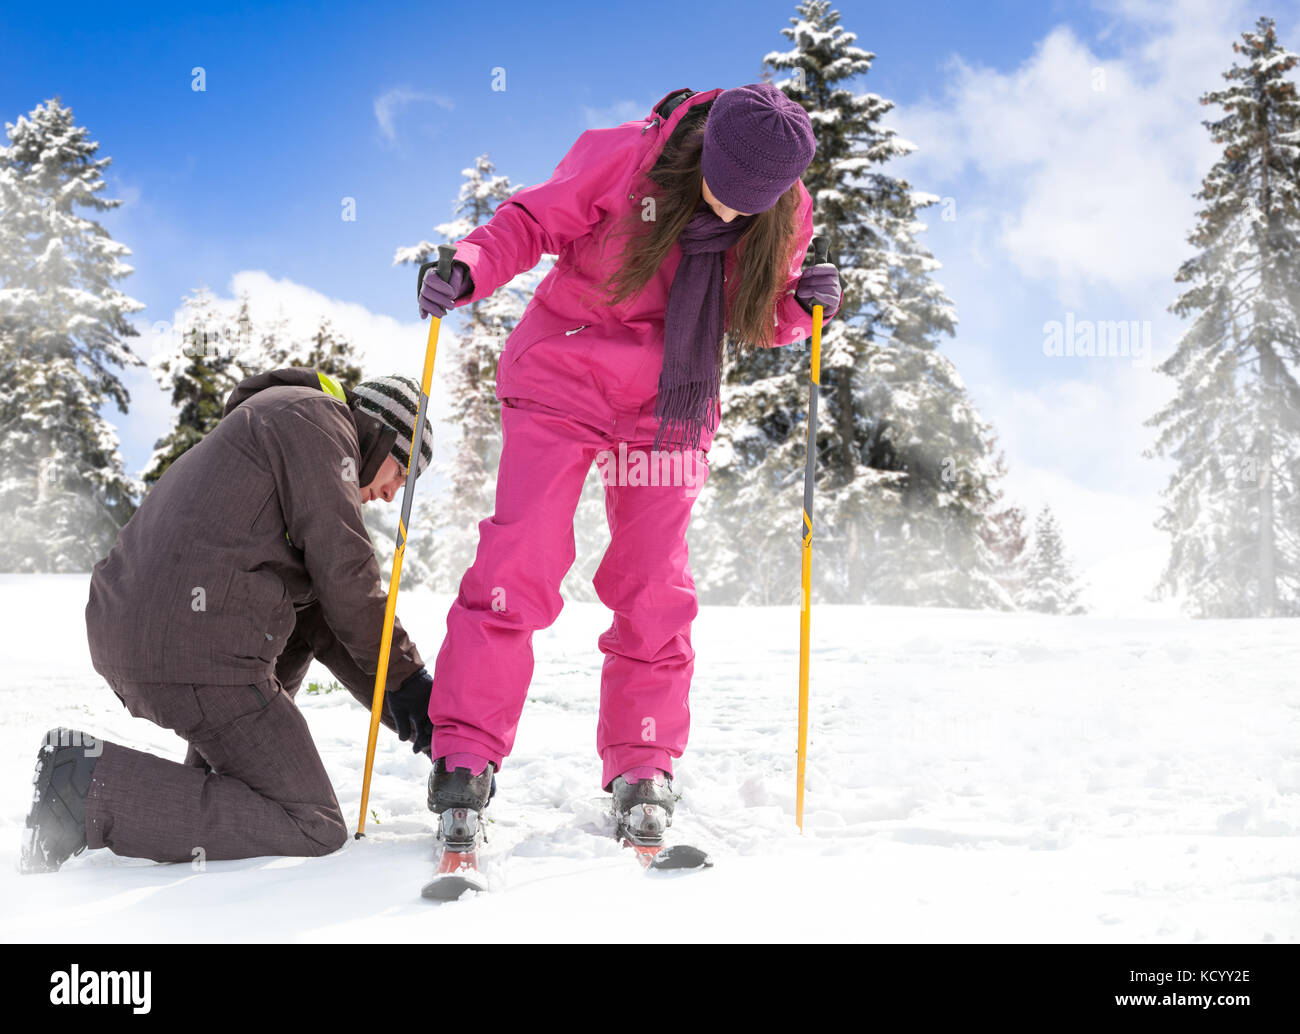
left=0, top=97, right=144, bottom=570
left=1020, top=506, right=1086, bottom=615
left=260, top=313, right=364, bottom=386
left=144, top=287, right=250, bottom=485
left=258, top=308, right=296, bottom=372
left=971, top=429, right=1027, bottom=608
left=981, top=500, right=1029, bottom=608
left=394, top=155, right=555, bottom=591
left=699, top=1, right=1007, bottom=607
left=249, top=303, right=366, bottom=385
left=1146, top=17, right=1300, bottom=618
left=301, top=317, right=364, bottom=385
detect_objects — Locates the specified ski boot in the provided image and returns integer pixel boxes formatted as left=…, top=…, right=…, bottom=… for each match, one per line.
left=20, top=728, right=102, bottom=874
left=611, top=769, right=675, bottom=847
left=427, top=756, right=496, bottom=850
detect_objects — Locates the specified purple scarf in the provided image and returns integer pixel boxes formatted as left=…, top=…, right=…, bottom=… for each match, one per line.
left=653, top=201, right=754, bottom=453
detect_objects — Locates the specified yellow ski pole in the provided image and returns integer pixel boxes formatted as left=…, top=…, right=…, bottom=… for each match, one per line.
left=797, top=235, right=829, bottom=833
left=356, top=243, right=456, bottom=839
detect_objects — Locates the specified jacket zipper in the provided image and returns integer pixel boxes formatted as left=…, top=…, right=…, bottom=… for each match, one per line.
left=565, top=324, right=588, bottom=335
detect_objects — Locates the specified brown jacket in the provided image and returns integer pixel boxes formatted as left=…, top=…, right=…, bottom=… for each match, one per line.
left=86, top=369, right=423, bottom=693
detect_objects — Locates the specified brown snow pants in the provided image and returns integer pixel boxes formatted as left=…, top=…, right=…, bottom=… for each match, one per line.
left=84, top=604, right=389, bottom=862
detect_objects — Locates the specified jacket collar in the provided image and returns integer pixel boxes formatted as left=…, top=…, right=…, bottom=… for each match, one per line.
left=634, top=87, right=723, bottom=181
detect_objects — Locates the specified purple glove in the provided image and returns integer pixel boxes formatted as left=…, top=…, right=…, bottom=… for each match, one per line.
left=795, top=262, right=841, bottom=319
left=418, top=260, right=473, bottom=320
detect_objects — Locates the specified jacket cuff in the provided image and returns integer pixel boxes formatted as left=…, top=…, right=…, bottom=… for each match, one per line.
left=771, top=289, right=814, bottom=348
left=448, top=241, right=492, bottom=307
left=452, top=261, right=475, bottom=301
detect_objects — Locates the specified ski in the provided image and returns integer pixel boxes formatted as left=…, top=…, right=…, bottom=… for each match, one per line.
left=420, top=845, right=488, bottom=900
left=421, top=804, right=489, bottom=901
left=620, top=835, right=714, bottom=872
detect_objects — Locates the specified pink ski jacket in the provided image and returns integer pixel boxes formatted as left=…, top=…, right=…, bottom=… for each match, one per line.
left=447, top=87, right=823, bottom=446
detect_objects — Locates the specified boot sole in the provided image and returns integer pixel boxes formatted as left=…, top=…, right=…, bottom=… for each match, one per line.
left=20, top=741, right=60, bottom=873
left=20, top=736, right=90, bottom=874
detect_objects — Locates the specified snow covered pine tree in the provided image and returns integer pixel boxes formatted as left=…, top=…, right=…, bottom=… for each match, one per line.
left=0, top=98, right=144, bottom=570
left=699, top=1, right=1010, bottom=610
left=1145, top=16, right=1300, bottom=618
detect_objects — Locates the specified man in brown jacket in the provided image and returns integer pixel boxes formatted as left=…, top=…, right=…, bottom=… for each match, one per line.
left=21, top=367, right=438, bottom=872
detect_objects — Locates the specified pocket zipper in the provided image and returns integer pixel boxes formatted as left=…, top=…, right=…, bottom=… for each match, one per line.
left=565, top=324, right=588, bottom=336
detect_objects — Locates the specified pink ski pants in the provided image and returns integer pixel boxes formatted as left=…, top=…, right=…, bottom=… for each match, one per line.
left=428, top=395, right=711, bottom=790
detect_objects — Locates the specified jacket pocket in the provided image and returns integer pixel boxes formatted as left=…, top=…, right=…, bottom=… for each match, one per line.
left=228, top=570, right=294, bottom=663
left=499, top=323, right=552, bottom=375
left=499, top=319, right=592, bottom=377
left=256, top=621, right=290, bottom=663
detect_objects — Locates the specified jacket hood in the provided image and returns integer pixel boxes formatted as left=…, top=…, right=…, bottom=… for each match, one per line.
left=223, top=366, right=336, bottom=416
left=633, top=87, right=724, bottom=182
left=223, top=367, right=398, bottom=487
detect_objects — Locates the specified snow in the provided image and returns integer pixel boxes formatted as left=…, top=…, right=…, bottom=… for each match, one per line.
left=0, top=573, right=1295, bottom=942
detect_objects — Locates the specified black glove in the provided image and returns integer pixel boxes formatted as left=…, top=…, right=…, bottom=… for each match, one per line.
left=385, top=667, right=434, bottom=756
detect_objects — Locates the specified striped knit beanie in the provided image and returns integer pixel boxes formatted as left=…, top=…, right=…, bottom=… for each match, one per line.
left=350, top=376, right=434, bottom=477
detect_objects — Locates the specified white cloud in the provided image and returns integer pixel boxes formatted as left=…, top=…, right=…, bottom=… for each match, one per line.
left=134, top=270, right=442, bottom=374
left=223, top=270, right=438, bottom=378
left=894, top=0, right=1255, bottom=302
left=373, top=88, right=454, bottom=143
left=114, top=361, right=175, bottom=479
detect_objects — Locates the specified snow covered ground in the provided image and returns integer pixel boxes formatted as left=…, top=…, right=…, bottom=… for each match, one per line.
left=0, top=573, right=1295, bottom=942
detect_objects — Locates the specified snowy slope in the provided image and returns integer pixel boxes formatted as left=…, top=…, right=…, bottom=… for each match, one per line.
left=0, top=574, right=1296, bottom=942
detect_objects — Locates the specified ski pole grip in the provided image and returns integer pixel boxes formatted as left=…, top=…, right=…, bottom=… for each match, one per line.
left=416, top=243, right=460, bottom=298
left=437, top=243, right=457, bottom=282
left=812, top=235, right=829, bottom=265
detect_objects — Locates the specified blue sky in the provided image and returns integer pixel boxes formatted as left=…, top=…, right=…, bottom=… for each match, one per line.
left=4, top=0, right=1299, bottom=611
left=2, top=0, right=1103, bottom=319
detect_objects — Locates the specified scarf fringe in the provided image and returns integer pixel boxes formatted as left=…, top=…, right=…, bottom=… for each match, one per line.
left=652, top=380, right=720, bottom=453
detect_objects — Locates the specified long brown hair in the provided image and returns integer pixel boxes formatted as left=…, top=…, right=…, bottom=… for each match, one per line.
left=597, top=102, right=802, bottom=356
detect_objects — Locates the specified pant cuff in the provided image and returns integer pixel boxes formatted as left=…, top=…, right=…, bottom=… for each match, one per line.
left=83, top=740, right=128, bottom=851
left=601, top=746, right=675, bottom=793
left=430, top=732, right=505, bottom=773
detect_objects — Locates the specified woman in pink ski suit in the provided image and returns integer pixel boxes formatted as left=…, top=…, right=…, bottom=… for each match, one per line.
left=418, top=84, right=841, bottom=804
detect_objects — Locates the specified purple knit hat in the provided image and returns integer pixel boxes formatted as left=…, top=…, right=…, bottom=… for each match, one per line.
left=701, top=83, right=816, bottom=214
